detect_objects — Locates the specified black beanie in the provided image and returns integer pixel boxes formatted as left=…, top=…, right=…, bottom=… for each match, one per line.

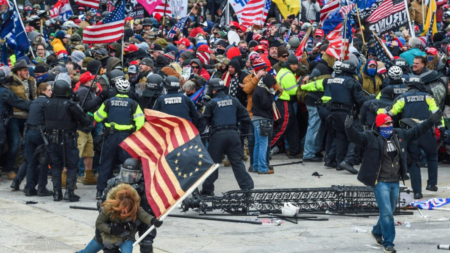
left=433, top=32, right=445, bottom=43
left=87, top=60, right=102, bottom=75
left=34, top=64, right=48, bottom=73
left=248, top=40, right=258, bottom=48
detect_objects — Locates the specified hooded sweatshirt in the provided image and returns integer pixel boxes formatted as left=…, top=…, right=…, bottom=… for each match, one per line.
left=361, top=61, right=383, bottom=95
left=190, top=58, right=210, bottom=80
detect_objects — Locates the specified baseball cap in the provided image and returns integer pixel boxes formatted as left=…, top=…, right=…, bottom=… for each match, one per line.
left=197, top=44, right=212, bottom=54
left=150, top=43, right=163, bottom=52
left=175, top=38, right=190, bottom=47
left=314, top=29, right=324, bottom=37
left=124, top=44, right=139, bottom=52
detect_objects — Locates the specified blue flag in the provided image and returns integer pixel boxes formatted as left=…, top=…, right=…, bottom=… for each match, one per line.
left=0, top=1, right=31, bottom=61
left=168, top=16, right=188, bottom=39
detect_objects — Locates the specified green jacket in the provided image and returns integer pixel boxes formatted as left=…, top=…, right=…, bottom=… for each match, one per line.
left=276, top=67, right=298, bottom=101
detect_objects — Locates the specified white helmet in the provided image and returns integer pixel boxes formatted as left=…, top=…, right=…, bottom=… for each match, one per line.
left=333, top=61, right=342, bottom=74
left=388, top=66, right=403, bottom=80
left=115, top=77, right=130, bottom=93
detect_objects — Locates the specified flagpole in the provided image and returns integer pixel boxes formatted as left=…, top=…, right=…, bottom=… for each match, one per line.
left=162, top=0, right=167, bottom=25
left=341, top=14, right=348, bottom=61
left=12, top=0, right=35, bottom=59
left=404, top=0, right=415, bottom=38
left=354, top=4, right=365, bottom=45
left=133, top=164, right=220, bottom=246
left=225, top=0, right=229, bottom=25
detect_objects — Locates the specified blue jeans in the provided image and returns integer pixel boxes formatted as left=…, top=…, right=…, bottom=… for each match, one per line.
left=5, top=118, right=26, bottom=172
left=77, top=239, right=134, bottom=253
left=303, top=105, right=325, bottom=159
left=252, top=120, right=269, bottom=173
left=372, top=182, right=399, bottom=248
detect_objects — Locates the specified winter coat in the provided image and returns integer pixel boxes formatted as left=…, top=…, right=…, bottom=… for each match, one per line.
left=400, top=48, right=426, bottom=65
left=361, top=61, right=383, bottom=96
left=302, top=1, right=320, bottom=22
left=252, top=82, right=275, bottom=120
left=5, top=73, right=37, bottom=118
left=409, top=0, right=428, bottom=26
left=243, top=74, right=282, bottom=118
left=95, top=185, right=154, bottom=246
left=51, top=38, right=66, bottom=54
left=190, top=58, right=210, bottom=80
left=345, top=118, right=434, bottom=186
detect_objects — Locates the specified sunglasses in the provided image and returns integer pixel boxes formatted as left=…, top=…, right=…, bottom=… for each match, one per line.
left=192, top=66, right=199, bottom=69
left=281, top=54, right=289, bottom=58
left=257, top=50, right=265, bottom=54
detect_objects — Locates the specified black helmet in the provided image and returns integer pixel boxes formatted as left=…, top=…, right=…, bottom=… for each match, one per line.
left=146, top=74, right=164, bottom=90
left=108, top=69, right=125, bottom=87
left=340, top=60, right=357, bottom=74
left=209, top=78, right=226, bottom=91
left=406, top=75, right=423, bottom=86
left=143, top=18, right=152, bottom=26
left=394, top=58, right=411, bottom=74
left=119, top=158, right=142, bottom=184
left=0, top=70, right=6, bottom=84
left=163, top=76, right=180, bottom=90
left=53, top=79, right=71, bottom=97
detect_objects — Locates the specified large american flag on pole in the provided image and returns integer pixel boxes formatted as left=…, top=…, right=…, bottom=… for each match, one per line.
left=231, top=0, right=271, bottom=28
left=82, top=0, right=125, bottom=44
left=120, top=110, right=218, bottom=218
left=320, top=0, right=340, bottom=25
left=75, top=0, right=100, bottom=9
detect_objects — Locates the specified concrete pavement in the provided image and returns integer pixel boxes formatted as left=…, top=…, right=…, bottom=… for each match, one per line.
left=1, top=153, right=450, bottom=253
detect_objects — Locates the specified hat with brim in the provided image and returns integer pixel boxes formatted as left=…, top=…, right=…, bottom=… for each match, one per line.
left=12, top=60, right=32, bottom=72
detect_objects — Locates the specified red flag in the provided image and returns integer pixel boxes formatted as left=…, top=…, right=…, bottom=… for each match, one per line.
left=120, top=110, right=217, bottom=218
left=295, top=27, right=312, bottom=59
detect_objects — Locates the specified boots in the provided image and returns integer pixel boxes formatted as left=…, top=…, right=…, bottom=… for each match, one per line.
left=10, top=179, right=20, bottom=190
left=64, top=189, right=80, bottom=202
left=37, top=187, right=53, bottom=196
left=53, top=190, right=63, bottom=201
left=242, top=153, right=248, bottom=161
left=224, top=158, right=231, bottom=167
left=65, top=172, right=80, bottom=202
left=83, top=170, right=97, bottom=185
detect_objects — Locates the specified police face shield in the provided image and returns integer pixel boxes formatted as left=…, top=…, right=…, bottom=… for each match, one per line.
left=119, top=167, right=143, bottom=184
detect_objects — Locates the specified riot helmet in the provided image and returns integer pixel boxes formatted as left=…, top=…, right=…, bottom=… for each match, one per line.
left=394, top=58, right=411, bottom=74
left=209, top=78, right=226, bottom=91
left=53, top=79, right=71, bottom=97
left=340, top=60, right=357, bottom=74
left=108, top=69, right=125, bottom=87
left=163, top=76, right=180, bottom=91
left=388, top=66, right=403, bottom=80
left=146, top=74, right=164, bottom=91
left=119, top=158, right=142, bottom=184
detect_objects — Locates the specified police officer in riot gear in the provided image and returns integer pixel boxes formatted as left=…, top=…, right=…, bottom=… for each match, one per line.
left=321, top=60, right=367, bottom=174
left=0, top=70, right=30, bottom=159
left=97, top=158, right=157, bottom=253
left=198, top=78, right=254, bottom=196
left=153, top=76, right=199, bottom=127
left=94, top=77, right=145, bottom=199
left=381, top=76, right=445, bottom=199
left=138, top=74, right=164, bottom=110
left=44, top=79, right=92, bottom=202
left=379, top=66, right=407, bottom=99
left=106, top=69, right=139, bottom=101
left=393, top=58, right=412, bottom=79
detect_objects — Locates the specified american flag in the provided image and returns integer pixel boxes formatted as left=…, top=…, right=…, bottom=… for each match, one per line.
left=120, top=110, right=218, bottom=218
left=231, top=0, right=270, bottom=29
left=153, top=2, right=172, bottom=17
left=75, top=0, right=100, bottom=9
left=320, top=0, right=340, bottom=25
left=326, top=15, right=352, bottom=61
left=167, top=16, right=188, bottom=39
left=372, top=33, right=394, bottom=68
left=364, top=0, right=405, bottom=23
left=82, top=0, right=125, bottom=44
left=295, top=27, right=312, bottom=59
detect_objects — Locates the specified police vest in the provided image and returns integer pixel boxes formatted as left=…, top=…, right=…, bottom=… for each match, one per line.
left=158, top=93, right=192, bottom=120
left=44, top=98, right=78, bottom=131
left=402, top=92, right=429, bottom=120
left=391, top=83, right=407, bottom=99
left=327, top=75, right=355, bottom=106
left=211, top=96, right=237, bottom=127
left=107, top=96, right=134, bottom=125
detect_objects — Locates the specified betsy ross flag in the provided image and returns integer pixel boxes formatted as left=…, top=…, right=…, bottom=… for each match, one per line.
left=83, top=0, right=125, bottom=44
left=167, top=16, right=188, bottom=39
left=372, top=32, right=394, bottom=68
left=120, top=110, right=218, bottom=218
left=231, top=0, right=271, bottom=28
left=75, top=0, right=100, bottom=9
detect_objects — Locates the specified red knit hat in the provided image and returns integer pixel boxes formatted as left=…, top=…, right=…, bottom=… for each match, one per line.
left=251, top=56, right=267, bottom=72
left=226, top=47, right=241, bottom=60
left=376, top=113, right=393, bottom=127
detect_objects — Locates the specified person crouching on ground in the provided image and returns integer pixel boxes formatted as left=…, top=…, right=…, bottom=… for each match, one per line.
left=344, top=111, right=442, bottom=253
left=76, top=184, right=163, bottom=253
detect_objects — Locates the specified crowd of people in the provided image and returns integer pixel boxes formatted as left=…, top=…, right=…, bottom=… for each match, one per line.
left=1, top=0, right=450, bottom=252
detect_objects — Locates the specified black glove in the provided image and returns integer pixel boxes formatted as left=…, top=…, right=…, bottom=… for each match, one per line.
left=430, top=110, right=443, bottom=124
left=439, top=127, right=448, bottom=141
left=110, top=223, right=126, bottom=236
left=368, top=94, right=376, bottom=100
left=345, top=115, right=353, bottom=129
left=99, top=90, right=109, bottom=100
left=125, top=222, right=137, bottom=231
left=368, top=102, right=379, bottom=114
left=151, top=218, right=163, bottom=228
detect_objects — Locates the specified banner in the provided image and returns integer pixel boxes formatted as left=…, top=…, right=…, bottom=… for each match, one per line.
left=126, top=0, right=145, bottom=18
left=169, top=0, right=187, bottom=19
left=137, top=0, right=162, bottom=16
left=359, top=0, right=407, bottom=36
